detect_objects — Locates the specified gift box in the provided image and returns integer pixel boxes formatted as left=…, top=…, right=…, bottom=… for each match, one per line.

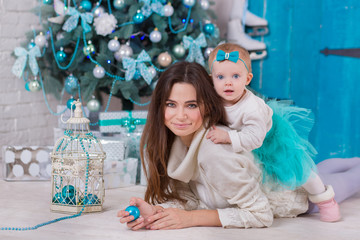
left=100, top=137, right=126, bottom=161
left=2, top=146, right=52, bottom=181
left=104, top=158, right=138, bottom=189
left=99, top=110, right=147, bottom=134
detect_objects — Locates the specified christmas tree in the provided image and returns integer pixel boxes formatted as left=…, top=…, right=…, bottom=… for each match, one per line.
left=12, top=0, right=221, bottom=111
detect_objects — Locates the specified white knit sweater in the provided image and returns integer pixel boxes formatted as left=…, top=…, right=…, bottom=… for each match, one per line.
left=161, top=126, right=309, bottom=228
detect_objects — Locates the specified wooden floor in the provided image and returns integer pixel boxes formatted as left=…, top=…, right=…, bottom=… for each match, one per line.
left=0, top=181, right=359, bottom=240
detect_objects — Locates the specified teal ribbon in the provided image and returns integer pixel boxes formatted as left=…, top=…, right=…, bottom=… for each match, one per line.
left=99, top=112, right=146, bottom=133
left=140, top=0, right=165, bottom=17
left=183, top=33, right=207, bottom=66
left=215, top=50, right=249, bottom=72
left=122, top=50, right=153, bottom=84
left=62, top=7, right=93, bottom=33
left=12, top=45, right=41, bottom=78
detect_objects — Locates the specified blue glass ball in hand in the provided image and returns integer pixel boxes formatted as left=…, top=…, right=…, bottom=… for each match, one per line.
left=125, top=206, right=140, bottom=221
left=64, top=74, right=79, bottom=95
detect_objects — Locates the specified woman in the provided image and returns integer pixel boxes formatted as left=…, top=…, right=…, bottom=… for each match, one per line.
left=117, top=62, right=360, bottom=230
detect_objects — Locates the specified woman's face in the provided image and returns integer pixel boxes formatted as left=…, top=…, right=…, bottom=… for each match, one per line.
left=164, top=83, right=203, bottom=146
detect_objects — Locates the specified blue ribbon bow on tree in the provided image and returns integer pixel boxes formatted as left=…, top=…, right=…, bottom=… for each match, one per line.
left=140, top=0, right=165, bottom=17
left=11, top=45, right=41, bottom=78
left=183, top=33, right=207, bottom=66
left=122, top=50, right=154, bottom=84
left=62, top=7, right=93, bottom=33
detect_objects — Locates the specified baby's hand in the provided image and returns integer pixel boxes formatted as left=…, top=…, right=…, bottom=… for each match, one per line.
left=206, top=126, right=231, bottom=144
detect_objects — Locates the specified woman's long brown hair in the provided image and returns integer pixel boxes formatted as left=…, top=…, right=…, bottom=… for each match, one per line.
left=140, top=62, right=227, bottom=204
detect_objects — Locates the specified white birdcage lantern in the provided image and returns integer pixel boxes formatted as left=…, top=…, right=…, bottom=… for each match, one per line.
left=50, top=100, right=106, bottom=213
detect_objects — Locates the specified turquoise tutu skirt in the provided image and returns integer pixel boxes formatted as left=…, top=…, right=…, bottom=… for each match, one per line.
left=253, top=100, right=318, bottom=190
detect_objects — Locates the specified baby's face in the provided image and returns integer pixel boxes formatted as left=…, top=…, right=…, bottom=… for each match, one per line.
left=211, top=60, right=252, bottom=106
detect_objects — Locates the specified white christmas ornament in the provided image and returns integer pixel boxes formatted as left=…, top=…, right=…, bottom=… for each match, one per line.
left=157, top=52, right=172, bottom=67
left=108, top=38, right=121, bottom=52
left=93, top=66, right=106, bottom=78
left=204, top=47, right=214, bottom=58
left=199, top=0, right=209, bottom=10
left=93, top=6, right=105, bottom=18
left=149, top=28, right=162, bottom=43
left=35, top=33, right=47, bottom=48
left=183, top=0, right=196, bottom=7
left=114, top=44, right=133, bottom=61
left=93, top=13, right=117, bottom=36
left=148, top=66, right=157, bottom=79
left=163, top=4, right=174, bottom=17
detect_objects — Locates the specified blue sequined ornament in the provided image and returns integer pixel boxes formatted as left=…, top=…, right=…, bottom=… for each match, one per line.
left=82, top=194, right=99, bottom=205
left=67, top=98, right=76, bottom=110
left=52, top=192, right=65, bottom=204
left=133, top=11, right=144, bottom=24
left=203, top=23, right=215, bottom=35
left=113, top=0, right=126, bottom=10
left=43, top=0, right=53, bottom=4
left=125, top=206, right=140, bottom=221
left=64, top=74, right=79, bottom=95
left=56, top=49, right=67, bottom=63
left=80, top=0, right=92, bottom=11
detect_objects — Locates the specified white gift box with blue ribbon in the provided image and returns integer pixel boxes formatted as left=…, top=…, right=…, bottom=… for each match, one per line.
left=99, top=110, right=147, bottom=134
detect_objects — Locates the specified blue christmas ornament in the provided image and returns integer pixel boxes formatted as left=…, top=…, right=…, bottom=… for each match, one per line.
left=52, top=192, right=65, bottom=204
left=43, top=0, right=53, bottom=4
left=113, top=0, right=126, bottom=10
left=56, top=49, right=67, bottom=63
left=203, top=23, right=215, bottom=35
left=25, top=82, right=31, bottom=91
left=80, top=0, right=92, bottom=11
left=67, top=98, right=76, bottom=110
left=133, top=11, right=144, bottom=24
left=62, top=185, right=76, bottom=199
left=27, top=42, right=36, bottom=50
left=64, top=74, right=79, bottom=95
left=82, top=194, right=99, bottom=205
left=125, top=206, right=140, bottom=221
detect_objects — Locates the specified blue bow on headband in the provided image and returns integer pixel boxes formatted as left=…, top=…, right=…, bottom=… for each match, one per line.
left=183, top=33, right=207, bottom=66
left=122, top=50, right=153, bottom=84
left=140, top=0, right=165, bottom=17
left=12, top=45, right=41, bottom=78
left=62, top=7, right=93, bottom=33
left=214, top=50, right=249, bottom=72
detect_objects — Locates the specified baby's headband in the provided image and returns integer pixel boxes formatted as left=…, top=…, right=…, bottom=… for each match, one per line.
left=211, top=49, right=249, bottom=73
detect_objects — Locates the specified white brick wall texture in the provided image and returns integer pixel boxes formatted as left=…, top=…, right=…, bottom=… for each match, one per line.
left=0, top=0, right=59, bottom=155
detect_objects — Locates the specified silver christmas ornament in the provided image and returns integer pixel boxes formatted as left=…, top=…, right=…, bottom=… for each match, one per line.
left=113, top=0, right=126, bottom=10
left=163, top=4, right=174, bottom=17
left=182, top=0, right=196, bottom=7
left=93, top=6, right=105, bottom=18
left=157, top=52, right=172, bottom=67
left=172, top=44, right=186, bottom=58
left=114, top=44, right=133, bottom=61
left=200, top=0, right=209, bottom=10
left=149, top=29, right=162, bottom=43
left=148, top=66, right=157, bottom=79
left=108, top=38, right=121, bottom=52
left=35, top=33, right=47, bottom=48
left=93, top=66, right=106, bottom=78
left=87, top=98, right=101, bottom=112
left=204, top=47, right=214, bottom=58
left=28, top=79, right=41, bottom=92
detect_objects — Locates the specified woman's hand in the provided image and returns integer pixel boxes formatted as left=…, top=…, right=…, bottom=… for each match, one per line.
left=117, top=197, right=158, bottom=230
left=146, top=208, right=193, bottom=230
left=206, top=126, right=231, bottom=144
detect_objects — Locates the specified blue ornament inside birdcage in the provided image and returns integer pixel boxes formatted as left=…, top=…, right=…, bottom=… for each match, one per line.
left=50, top=100, right=106, bottom=213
